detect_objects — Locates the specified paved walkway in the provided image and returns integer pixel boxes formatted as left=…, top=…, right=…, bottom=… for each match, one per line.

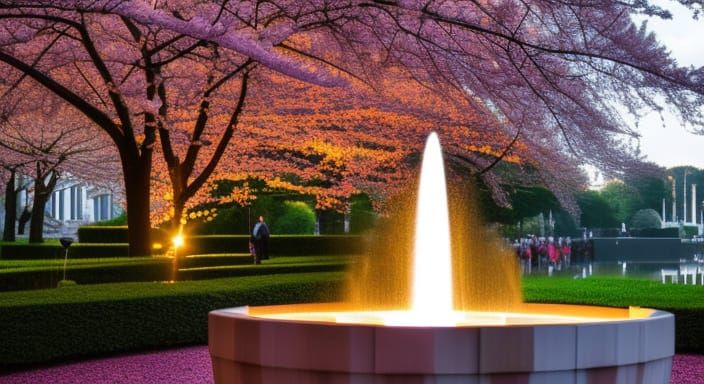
left=1, top=346, right=702, bottom=383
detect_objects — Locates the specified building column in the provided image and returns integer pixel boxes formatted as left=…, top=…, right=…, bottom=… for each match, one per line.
left=692, top=184, right=697, bottom=225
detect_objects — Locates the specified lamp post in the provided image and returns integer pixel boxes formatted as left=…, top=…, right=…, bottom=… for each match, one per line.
left=171, top=234, right=184, bottom=282
left=59, top=237, right=73, bottom=285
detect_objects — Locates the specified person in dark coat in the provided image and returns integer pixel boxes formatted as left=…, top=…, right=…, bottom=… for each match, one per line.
left=252, top=215, right=270, bottom=261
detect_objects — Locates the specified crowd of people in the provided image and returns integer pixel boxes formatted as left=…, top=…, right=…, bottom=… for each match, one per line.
left=511, top=236, right=596, bottom=275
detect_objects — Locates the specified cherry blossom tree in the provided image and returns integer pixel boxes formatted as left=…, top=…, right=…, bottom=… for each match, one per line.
left=0, top=0, right=702, bottom=251
left=0, top=87, right=118, bottom=243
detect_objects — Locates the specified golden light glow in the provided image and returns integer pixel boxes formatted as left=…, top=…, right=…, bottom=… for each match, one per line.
left=256, top=309, right=650, bottom=326
left=411, top=132, right=453, bottom=324
left=172, top=235, right=184, bottom=248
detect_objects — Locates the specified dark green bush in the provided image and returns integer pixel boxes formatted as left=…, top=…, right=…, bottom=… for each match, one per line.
left=350, top=194, right=377, bottom=234
left=1, top=236, right=362, bottom=260
left=683, top=225, right=699, bottom=238
left=71, top=244, right=130, bottom=258
left=92, top=212, right=128, bottom=226
left=185, top=235, right=363, bottom=256
left=0, top=260, right=171, bottom=291
left=0, top=244, right=61, bottom=259
left=178, top=260, right=346, bottom=280
left=271, top=201, right=315, bottom=234
left=631, top=227, right=680, bottom=238
left=77, top=226, right=128, bottom=243
left=629, top=209, right=662, bottom=230
left=0, top=243, right=130, bottom=260
left=77, top=226, right=167, bottom=245
left=0, top=273, right=344, bottom=367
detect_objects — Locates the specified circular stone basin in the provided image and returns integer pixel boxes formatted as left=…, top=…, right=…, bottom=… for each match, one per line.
left=209, top=303, right=674, bottom=384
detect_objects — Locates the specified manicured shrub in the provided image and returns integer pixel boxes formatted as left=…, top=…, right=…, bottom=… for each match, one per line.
left=178, top=260, right=347, bottom=280
left=630, top=209, right=662, bottom=230
left=92, top=212, right=128, bottom=226
left=350, top=194, right=377, bottom=234
left=0, top=243, right=131, bottom=260
left=77, top=226, right=128, bottom=243
left=0, top=260, right=172, bottom=291
left=0, top=244, right=62, bottom=259
left=271, top=201, right=315, bottom=234
left=71, top=244, right=130, bottom=258
left=632, top=227, right=680, bottom=238
left=0, top=273, right=344, bottom=367
left=683, top=225, right=699, bottom=238
left=186, top=235, right=363, bottom=256
left=1, top=235, right=362, bottom=259
left=77, top=226, right=167, bottom=245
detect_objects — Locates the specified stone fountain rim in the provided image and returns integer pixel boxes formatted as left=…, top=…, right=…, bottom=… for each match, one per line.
left=208, top=302, right=675, bottom=376
left=213, top=301, right=666, bottom=328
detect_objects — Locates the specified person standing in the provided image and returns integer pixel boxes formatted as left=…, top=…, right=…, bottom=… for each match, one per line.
left=253, top=215, right=270, bottom=262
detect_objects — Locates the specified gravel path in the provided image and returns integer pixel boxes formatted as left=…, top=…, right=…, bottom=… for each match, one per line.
left=1, top=346, right=701, bottom=383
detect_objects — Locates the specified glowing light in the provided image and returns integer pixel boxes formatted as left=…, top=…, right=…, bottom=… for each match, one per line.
left=254, top=309, right=645, bottom=326
left=411, top=132, right=453, bottom=324
left=172, top=235, right=184, bottom=248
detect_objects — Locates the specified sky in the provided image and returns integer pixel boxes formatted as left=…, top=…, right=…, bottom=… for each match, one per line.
left=631, top=1, right=704, bottom=169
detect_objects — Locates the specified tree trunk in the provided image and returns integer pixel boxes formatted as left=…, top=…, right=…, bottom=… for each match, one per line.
left=17, top=206, right=30, bottom=235
left=29, top=180, right=48, bottom=244
left=2, top=170, right=17, bottom=241
left=123, top=160, right=152, bottom=256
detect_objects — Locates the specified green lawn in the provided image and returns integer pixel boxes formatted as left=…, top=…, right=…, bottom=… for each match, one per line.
left=523, top=276, right=704, bottom=309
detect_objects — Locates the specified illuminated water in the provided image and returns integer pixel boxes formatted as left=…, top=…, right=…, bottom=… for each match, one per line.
left=411, top=132, right=453, bottom=323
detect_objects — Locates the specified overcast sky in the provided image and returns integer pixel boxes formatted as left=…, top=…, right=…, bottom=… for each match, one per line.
left=631, top=0, right=704, bottom=169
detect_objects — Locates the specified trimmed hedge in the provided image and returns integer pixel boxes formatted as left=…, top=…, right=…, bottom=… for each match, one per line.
left=77, top=226, right=129, bottom=243
left=0, top=243, right=60, bottom=259
left=186, top=235, right=363, bottom=256
left=630, top=227, right=680, bottom=238
left=0, top=261, right=171, bottom=292
left=0, top=272, right=344, bottom=367
left=178, top=260, right=347, bottom=280
left=77, top=226, right=167, bottom=244
left=2, top=235, right=363, bottom=259
left=0, top=256, right=351, bottom=292
left=0, top=243, right=130, bottom=260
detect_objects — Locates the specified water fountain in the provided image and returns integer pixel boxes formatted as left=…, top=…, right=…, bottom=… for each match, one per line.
left=209, top=133, right=674, bottom=383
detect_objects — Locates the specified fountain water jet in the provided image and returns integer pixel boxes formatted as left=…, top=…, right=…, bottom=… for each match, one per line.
left=209, top=132, right=674, bottom=383
left=412, top=132, right=453, bottom=323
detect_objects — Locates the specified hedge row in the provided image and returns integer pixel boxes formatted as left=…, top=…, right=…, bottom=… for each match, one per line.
left=0, top=243, right=130, bottom=260
left=0, top=261, right=171, bottom=292
left=178, top=260, right=347, bottom=281
left=77, top=226, right=167, bottom=244
left=2, top=234, right=363, bottom=260
left=0, top=273, right=344, bottom=367
left=183, top=235, right=364, bottom=256
left=0, top=256, right=350, bottom=292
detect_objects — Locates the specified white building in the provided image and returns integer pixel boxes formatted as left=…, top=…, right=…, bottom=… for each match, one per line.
left=2, top=175, right=122, bottom=238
